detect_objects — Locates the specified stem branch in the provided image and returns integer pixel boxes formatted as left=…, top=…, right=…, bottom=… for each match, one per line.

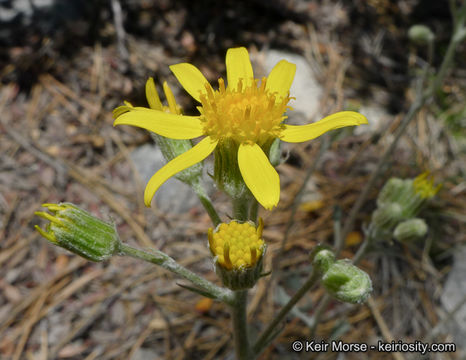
left=119, top=243, right=233, bottom=305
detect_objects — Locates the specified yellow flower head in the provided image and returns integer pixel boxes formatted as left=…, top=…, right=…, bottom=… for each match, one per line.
left=208, top=219, right=264, bottom=270
left=413, top=172, right=441, bottom=199
left=113, top=47, right=368, bottom=210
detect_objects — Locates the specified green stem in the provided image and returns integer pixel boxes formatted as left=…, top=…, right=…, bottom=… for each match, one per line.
left=193, top=182, right=221, bottom=226
left=249, top=199, right=259, bottom=224
left=119, top=243, right=233, bottom=305
left=233, top=196, right=249, bottom=221
left=231, top=290, right=252, bottom=360
left=253, top=268, right=319, bottom=356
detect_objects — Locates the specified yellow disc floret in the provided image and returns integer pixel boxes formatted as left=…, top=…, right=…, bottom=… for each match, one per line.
left=208, top=219, right=265, bottom=270
left=199, top=78, right=291, bottom=146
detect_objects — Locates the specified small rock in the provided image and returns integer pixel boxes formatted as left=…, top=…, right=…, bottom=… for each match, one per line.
left=356, top=104, right=389, bottom=135
left=130, top=144, right=200, bottom=214
left=264, top=50, right=323, bottom=125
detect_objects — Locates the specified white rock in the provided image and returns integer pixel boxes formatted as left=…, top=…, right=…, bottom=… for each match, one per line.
left=356, top=105, right=389, bottom=135
left=131, top=144, right=200, bottom=214
left=264, top=50, right=323, bottom=125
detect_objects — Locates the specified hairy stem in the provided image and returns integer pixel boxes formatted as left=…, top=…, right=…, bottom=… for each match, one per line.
left=119, top=243, right=233, bottom=305
left=230, top=290, right=252, bottom=360
left=193, top=182, right=221, bottom=227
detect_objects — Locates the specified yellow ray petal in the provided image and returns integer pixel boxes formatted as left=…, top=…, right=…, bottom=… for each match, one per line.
left=226, top=47, right=254, bottom=90
left=144, top=137, right=218, bottom=206
left=114, top=109, right=204, bottom=139
left=280, top=111, right=368, bottom=143
left=169, top=63, right=213, bottom=102
left=238, top=143, right=280, bottom=210
left=265, top=60, right=296, bottom=101
left=113, top=105, right=132, bottom=118
left=145, top=77, right=163, bottom=110
left=163, top=81, right=180, bottom=114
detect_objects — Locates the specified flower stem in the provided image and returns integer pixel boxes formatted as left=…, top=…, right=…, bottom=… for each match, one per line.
left=119, top=243, right=233, bottom=305
left=192, top=182, right=221, bottom=227
left=233, top=196, right=249, bottom=221
left=253, top=268, right=320, bottom=356
left=230, top=290, right=252, bottom=360
left=249, top=199, right=259, bottom=224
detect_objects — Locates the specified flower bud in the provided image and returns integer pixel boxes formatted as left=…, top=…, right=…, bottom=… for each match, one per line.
left=393, top=218, right=428, bottom=242
left=311, top=247, right=335, bottom=274
left=35, top=203, right=120, bottom=262
left=322, top=260, right=372, bottom=304
left=208, top=219, right=266, bottom=290
left=408, top=25, right=435, bottom=45
left=372, top=203, right=403, bottom=230
left=376, top=177, right=406, bottom=207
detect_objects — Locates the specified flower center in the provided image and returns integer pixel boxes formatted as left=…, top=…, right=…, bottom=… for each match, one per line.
left=208, top=219, right=264, bottom=270
left=199, top=78, right=291, bottom=146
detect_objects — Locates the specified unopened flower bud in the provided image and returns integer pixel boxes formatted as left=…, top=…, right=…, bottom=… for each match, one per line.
left=322, top=260, right=372, bottom=304
left=393, top=218, right=428, bottom=242
left=208, top=219, right=266, bottom=290
left=408, top=25, right=435, bottom=45
left=372, top=203, right=403, bottom=230
left=35, top=203, right=120, bottom=262
left=377, top=177, right=405, bottom=207
left=311, top=247, right=335, bottom=274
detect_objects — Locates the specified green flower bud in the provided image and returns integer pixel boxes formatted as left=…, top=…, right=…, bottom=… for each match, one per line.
left=311, top=247, right=336, bottom=274
left=376, top=177, right=405, bottom=207
left=322, top=260, right=372, bottom=304
left=372, top=203, right=403, bottom=230
left=393, top=218, right=428, bottom=242
left=35, top=203, right=120, bottom=262
left=408, top=25, right=435, bottom=45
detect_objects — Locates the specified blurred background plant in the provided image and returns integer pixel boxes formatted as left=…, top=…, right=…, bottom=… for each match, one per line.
left=1, top=0, right=465, bottom=359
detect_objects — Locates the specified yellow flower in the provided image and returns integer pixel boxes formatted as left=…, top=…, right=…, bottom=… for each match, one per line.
left=413, top=172, right=441, bottom=199
left=208, top=219, right=265, bottom=270
left=113, top=47, right=368, bottom=210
